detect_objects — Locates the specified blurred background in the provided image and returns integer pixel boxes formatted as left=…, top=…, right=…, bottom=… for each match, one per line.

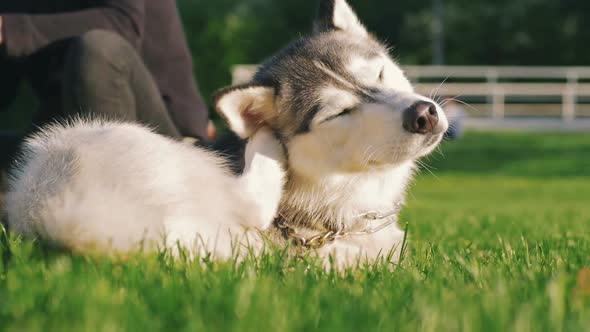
left=2, top=0, right=590, bottom=131
left=1, top=4, right=589, bottom=326
left=179, top=0, right=590, bottom=98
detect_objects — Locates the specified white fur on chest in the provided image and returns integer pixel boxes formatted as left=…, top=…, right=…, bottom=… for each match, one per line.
left=281, top=161, right=415, bottom=265
left=335, top=162, right=413, bottom=213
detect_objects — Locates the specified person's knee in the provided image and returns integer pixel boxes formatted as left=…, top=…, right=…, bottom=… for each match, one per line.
left=61, top=30, right=140, bottom=118
left=66, top=30, right=136, bottom=76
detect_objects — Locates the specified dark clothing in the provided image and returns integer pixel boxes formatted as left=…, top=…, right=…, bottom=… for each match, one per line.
left=0, top=0, right=208, bottom=138
left=61, top=30, right=182, bottom=138
left=0, top=130, right=21, bottom=170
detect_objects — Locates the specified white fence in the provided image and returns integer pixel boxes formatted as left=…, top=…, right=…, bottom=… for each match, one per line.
left=232, top=65, right=590, bottom=123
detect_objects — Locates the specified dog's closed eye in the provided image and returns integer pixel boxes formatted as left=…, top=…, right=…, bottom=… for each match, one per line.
left=323, top=107, right=356, bottom=122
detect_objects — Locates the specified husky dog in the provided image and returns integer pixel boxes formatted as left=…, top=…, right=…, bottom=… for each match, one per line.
left=5, top=0, right=448, bottom=265
left=214, top=0, right=448, bottom=264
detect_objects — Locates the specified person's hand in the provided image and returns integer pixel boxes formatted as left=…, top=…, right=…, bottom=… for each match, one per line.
left=183, top=120, right=218, bottom=145
left=0, top=16, right=3, bottom=45
left=207, top=120, right=217, bottom=141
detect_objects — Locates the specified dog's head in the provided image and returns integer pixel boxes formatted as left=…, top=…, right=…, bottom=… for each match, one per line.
left=215, top=0, right=448, bottom=179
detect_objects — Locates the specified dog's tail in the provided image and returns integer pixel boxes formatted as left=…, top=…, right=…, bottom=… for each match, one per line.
left=5, top=145, right=164, bottom=254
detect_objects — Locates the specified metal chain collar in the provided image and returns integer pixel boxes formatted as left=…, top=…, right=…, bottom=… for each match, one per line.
left=276, top=203, right=403, bottom=249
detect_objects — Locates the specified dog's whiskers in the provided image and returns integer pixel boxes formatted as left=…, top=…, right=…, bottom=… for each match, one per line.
left=441, top=96, right=479, bottom=114
left=415, top=159, right=439, bottom=179
left=429, top=76, right=449, bottom=102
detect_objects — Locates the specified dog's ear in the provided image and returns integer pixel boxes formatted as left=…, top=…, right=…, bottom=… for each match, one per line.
left=314, top=0, right=368, bottom=37
left=214, top=85, right=276, bottom=139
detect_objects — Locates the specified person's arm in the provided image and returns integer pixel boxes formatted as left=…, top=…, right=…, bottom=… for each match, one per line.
left=0, top=1, right=146, bottom=58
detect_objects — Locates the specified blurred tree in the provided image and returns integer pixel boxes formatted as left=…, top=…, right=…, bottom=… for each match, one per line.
left=179, top=0, right=590, bottom=104
left=3, top=0, right=590, bottom=129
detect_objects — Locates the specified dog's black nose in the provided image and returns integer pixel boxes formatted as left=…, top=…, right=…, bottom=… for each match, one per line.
left=402, top=101, right=439, bottom=134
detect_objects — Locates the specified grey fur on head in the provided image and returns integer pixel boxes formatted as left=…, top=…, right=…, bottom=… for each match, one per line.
left=215, top=0, right=385, bottom=140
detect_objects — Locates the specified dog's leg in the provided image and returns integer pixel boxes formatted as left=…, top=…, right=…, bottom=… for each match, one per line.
left=238, top=128, right=286, bottom=230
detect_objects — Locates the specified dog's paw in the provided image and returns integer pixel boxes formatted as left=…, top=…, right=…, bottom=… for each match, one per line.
left=241, top=128, right=286, bottom=230
left=245, top=128, right=285, bottom=166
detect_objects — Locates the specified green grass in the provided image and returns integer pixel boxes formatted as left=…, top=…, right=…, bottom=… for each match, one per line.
left=1, top=131, right=590, bottom=332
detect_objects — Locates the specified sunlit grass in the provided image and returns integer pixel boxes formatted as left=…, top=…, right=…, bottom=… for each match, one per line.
left=1, top=131, right=590, bottom=332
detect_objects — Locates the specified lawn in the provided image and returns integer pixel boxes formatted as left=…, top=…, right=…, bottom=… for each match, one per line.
left=1, top=131, right=589, bottom=332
